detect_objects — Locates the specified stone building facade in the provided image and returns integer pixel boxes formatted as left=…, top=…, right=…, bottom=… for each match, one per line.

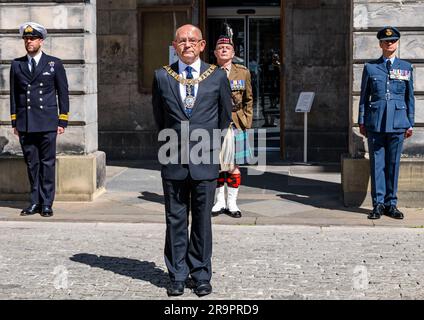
left=0, top=0, right=423, bottom=204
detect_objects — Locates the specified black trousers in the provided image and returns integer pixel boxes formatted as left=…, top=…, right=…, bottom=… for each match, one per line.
left=19, top=131, right=57, bottom=206
left=162, top=176, right=217, bottom=283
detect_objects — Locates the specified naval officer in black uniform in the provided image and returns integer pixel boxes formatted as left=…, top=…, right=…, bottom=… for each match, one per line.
left=10, top=22, right=69, bottom=217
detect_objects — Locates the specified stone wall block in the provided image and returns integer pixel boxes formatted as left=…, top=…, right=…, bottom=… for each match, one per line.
left=354, top=3, right=424, bottom=29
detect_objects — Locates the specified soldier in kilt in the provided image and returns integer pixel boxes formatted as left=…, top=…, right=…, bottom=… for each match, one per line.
left=212, top=35, right=253, bottom=218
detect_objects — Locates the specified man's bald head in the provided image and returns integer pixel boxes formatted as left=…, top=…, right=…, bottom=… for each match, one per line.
left=175, top=24, right=203, bottom=40
left=173, top=24, right=206, bottom=65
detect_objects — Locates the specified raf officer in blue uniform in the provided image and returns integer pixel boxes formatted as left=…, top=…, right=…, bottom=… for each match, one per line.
left=358, top=26, right=414, bottom=220
left=10, top=22, right=69, bottom=217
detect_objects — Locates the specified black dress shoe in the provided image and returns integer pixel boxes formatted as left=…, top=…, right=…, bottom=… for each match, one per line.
left=193, top=281, right=212, bottom=297
left=20, top=204, right=41, bottom=216
left=385, top=205, right=404, bottom=219
left=167, top=281, right=185, bottom=296
left=368, top=204, right=384, bottom=220
left=40, top=205, right=54, bottom=217
left=212, top=208, right=225, bottom=217
left=227, top=210, right=242, bottom=218
left=212, top=206, right=227, bottom=217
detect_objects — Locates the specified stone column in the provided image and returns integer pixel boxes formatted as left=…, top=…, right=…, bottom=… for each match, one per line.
left=342, top=0, right=424, bottom=206
left=0, top=0, right=105, bottom=201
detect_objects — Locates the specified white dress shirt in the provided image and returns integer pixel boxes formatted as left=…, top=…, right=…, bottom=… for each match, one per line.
left=27, top=51, right=43, bottom=72
left=178, top=58, right=201, bottom=102
left=382, top=56, right=395, bottom=65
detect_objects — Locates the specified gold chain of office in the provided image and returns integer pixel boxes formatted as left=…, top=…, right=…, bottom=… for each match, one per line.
left=163, top=65, right=217, bottom=86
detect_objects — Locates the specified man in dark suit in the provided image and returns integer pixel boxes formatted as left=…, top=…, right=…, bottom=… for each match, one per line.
left=10, top=22, right=69, bottom=217
left=358, top=26, right=414, bottom=220
left=152, top=24, right=232, bottom=296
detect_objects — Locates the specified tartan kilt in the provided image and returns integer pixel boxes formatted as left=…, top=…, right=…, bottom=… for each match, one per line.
left=233, top=127, right=252, bottom=165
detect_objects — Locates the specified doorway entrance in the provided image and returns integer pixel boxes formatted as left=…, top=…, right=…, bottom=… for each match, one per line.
left=206, top=5, right=282, bottom=152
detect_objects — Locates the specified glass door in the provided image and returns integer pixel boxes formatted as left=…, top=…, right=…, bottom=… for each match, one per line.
left=207, top=7, right=281, bottom=152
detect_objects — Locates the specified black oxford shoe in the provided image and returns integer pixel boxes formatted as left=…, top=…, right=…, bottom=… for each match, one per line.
left=20, top=204, right=41, bottom=216
left=212, top=207, right=226, bottom=217
left=193, top=281, right=212, bottom=297
left=40, top=205, right=54, bottom=217
left=227, top=210, right=242, bottom=218
left=368, top=204, right=384, bottom=220
left=385, top=205, right=404, bottom=219
left=167, top=281, right=185, bottom=296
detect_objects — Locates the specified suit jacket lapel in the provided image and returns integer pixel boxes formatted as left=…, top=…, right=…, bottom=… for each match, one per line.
left=376, top=56, right=388, bottom=73
left=191, top=61, right=208, bottom=114
left=228, top=63, right=237, bottom=81
left=167, top=61, right=188, bottom=119
left=19, top=57, right=32, bottom=80
left=31, top=52, right=48, bottom=81
left=392, top=57, right=401, bottom=71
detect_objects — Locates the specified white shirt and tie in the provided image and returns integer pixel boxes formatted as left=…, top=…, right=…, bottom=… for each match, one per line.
left=27, top=51, right=43, bottom=73
left=178, top=58, right=201, bottom=102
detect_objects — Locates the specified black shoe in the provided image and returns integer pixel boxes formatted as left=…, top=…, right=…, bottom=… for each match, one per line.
left=40, top=205, right=54, bottom=217
left=385, top=205, right=404, bottom=219
left=228, top=210, right=242, bottom=218
left=167, top=281, right=185, bottom=296
left=212, top=207, right=225, bottom=217
left=368, top=204, right=384, bottom=220
left=193, top=281, right=212, bottom=297
left=20, top=204, right=41, bottom=216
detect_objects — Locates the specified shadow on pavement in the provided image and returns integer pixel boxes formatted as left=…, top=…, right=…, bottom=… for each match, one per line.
left=108, top=160, right=369, bottom=215
left=138, top=191, right=165, bottom=205
left=70, top=253, right=169, bottom=288
left=0, top=201, right=28, bottom=210
left=240, top=168, right=370, bottom=215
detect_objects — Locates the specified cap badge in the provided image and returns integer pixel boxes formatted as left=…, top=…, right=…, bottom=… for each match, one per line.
left=24, top=25, right=33, bottom=33
left=386, top=29, right=393, bottom=36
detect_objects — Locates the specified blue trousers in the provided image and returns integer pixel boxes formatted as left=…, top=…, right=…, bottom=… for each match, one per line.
left=162, top=176, right=216, bottom=283
left=367, top=132, right=404, bottom=207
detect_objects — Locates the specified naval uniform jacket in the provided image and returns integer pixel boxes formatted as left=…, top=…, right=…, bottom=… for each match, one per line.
left=10, top=52, right=69, bottom=132
left=358, top=56, right=414, bottom=132
left=227, top=63, right=253, bottom=130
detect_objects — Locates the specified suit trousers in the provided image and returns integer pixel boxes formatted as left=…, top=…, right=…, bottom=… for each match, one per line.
left=19, top=131, right=57, bottom=206
left=162, top=176, right=217, bottom=282
left=368, top=131, right=404, bottom=207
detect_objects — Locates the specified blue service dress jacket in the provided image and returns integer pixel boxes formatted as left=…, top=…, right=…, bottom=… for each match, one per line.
left=358, top=56, right=414, bottom=133
left=10, top=52, right=69, bottom=132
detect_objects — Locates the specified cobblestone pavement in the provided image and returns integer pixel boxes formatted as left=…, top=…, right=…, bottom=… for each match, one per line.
left=0, top=221, right=423, bottom=300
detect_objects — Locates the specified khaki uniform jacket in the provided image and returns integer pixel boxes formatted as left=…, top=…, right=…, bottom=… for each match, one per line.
left=227, top=63, right=253, bottom=130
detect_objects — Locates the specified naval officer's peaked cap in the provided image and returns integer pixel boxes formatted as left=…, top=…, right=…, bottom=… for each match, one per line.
left=19, top=22, right=47, bottom=39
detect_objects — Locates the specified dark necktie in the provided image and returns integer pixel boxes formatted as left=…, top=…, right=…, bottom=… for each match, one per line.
left=184, top=66, right=195, bottom=117
left=386, top=59, right=392, bottom=74
left=31, top=58, right=36, bottom=76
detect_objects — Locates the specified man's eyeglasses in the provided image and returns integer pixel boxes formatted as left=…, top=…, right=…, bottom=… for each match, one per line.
left=176, top=38, right=204, bottom=47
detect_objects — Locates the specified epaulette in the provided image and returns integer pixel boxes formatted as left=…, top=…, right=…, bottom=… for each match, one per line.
left=234, top=63, right=248, bottom=70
